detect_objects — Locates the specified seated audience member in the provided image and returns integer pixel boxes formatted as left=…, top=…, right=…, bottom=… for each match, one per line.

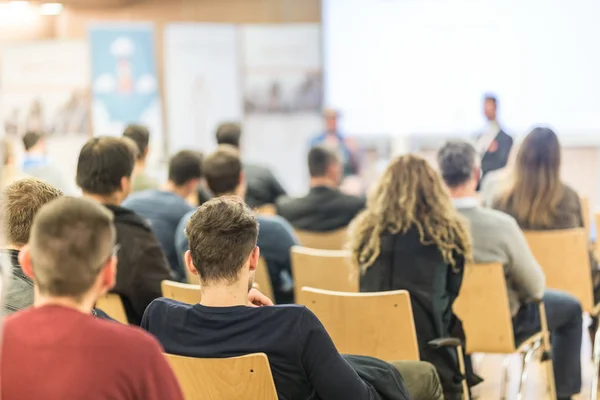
left=349, top=154, right=475, bottom=400
left=123, top=124, right=159, bottom=192
left=1, top=138, right=28, bottom=189
left=1, top=197, right=183, bottom=400
left=176, top=146, right=296, bottom=302
left=438, top=140, right=582, bottom=400
left=124, top=151, right=202, bottom=281
left=76, top=137, right=172, bottom=325
left=215, top=122, right=286, bottom=207
left=277, top=145, right=365, bottom=232
left=491, top=127, right=600, bottom=298
left=144, top=197, right=443, bottom=400
left=3, top=179, right=62, bottom=314
left=21, top=131, right=74, bottom=193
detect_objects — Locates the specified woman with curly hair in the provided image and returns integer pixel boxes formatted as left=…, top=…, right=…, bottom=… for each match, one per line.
left=349, top=154, right=476, bottom=400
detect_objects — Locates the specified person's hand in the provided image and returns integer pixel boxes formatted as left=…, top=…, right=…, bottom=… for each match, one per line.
left=248, top=288, right=274, bottom=307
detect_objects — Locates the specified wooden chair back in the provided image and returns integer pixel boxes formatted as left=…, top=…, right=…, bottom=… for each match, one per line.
left=524, top=228, right=594, bottom=312
left=581, top=196, right=590, bottom=235
left=454, top=263, right=516, bottom=353
left=298, top=287, right=419, bottom=361
left=165, top=353, right=277, bottom=400
left=161, top=280, right=201, bottom=305
left=95, top=293, right=128, bottom=324
left=254, top=257, right=275, bottom=302
left=295, top=228, right=348, bottom=250
left=291, top=246, right=357, bottom=299
left=255, top=204, right=277, bottom=216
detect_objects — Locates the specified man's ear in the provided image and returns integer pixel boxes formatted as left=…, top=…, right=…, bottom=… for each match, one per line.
left=18, top=245, right=35, bottom=281
left=248, top=247, right=260, bottom=272
left=185, top=251, right=199, bottom=276
left=99, top=256, right=117, bottom=294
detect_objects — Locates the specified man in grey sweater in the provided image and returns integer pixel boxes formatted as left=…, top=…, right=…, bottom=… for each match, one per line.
left=437, top=140, right=582, bottom=400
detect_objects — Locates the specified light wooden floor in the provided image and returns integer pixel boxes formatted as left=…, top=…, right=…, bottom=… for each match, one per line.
left=472, top=321, right=596, bottom=399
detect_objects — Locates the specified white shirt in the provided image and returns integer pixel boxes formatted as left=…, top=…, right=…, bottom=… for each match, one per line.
left=476, top=120, right=500, bottom=156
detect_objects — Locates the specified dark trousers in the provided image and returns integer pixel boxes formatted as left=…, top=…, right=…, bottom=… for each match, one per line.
left=513, top=289, right=582, bottom=398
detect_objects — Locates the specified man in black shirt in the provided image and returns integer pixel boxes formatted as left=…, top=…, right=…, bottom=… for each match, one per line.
left=142, top=197, right=443, bottom=400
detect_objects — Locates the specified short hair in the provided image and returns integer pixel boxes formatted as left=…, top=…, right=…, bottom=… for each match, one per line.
left=29, top=196, right=116, bottom=299
left=437, top=140, right=478, bottom=188
left=483, top=93, right=498, bottom=105
left=76, top=137, right=137, bottom=195
left=3, top=179, right=64, bottom=247
left=123, top=124, right=150, bottom=160
left=308, top=145, right=340, bottom=177
left=215, top=122, right=242, bottom=148
left=202, top=145, right=241, bottom=196
left=186, top=196, right=258, bottom=284
left=22, top=131, right=43, bottom=151
left=169, top=150, right=203, bottom=186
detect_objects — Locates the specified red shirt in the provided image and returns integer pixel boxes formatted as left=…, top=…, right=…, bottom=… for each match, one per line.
left=1, top=305, right=183, bottom=400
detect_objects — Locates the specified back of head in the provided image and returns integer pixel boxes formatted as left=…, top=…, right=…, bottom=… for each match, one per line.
left=496, top=126, right=562, bottom=227
left=29, top=196, right=115, bottom=300
left=76, top=136, right=137, bottom=196
left=215, top=122, right=242, bottom=148
left=22, top=131, right=43, bottom=152
left=308, top=145, right=340, bottom=178
left=437, top=140, right=478, bottom=188
left=186, top=196, right=258, bottom=285
left=202, top=145, right=241, bottom=196
left=123, top=124, right=150, bottom=161
left=168, top=150, right=203, bottom=186
left=3, top=179, right=63, bottom=248
left=349, top=154, right=471, bottom=270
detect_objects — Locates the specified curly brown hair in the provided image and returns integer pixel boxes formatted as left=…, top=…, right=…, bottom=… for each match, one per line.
left=348, top=154, right=472, bottom=273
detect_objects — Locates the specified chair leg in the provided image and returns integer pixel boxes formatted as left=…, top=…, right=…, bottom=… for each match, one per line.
left=538, top=302, right=556, bottom=399
left=455, top=344, right=470, bottom=400
left=499, top=356, right=511, bottom=400
left=516, top=342, right=540, bottom=400
left=591, top=325, right=600, bottom=400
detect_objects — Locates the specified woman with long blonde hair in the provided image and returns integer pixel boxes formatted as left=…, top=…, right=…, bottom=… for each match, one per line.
left=349, top=154, right=474, bottom=400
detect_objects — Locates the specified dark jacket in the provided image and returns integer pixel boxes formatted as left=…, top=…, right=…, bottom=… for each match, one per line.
left=104, top=204, right=173, bottom=325
left=276, top=186, right=365, bottom=232
left=245, top=163, right=287, bottom=207
left=360, top=227, right=467, bottom=399
left=480, top=130, right=513, bottom=182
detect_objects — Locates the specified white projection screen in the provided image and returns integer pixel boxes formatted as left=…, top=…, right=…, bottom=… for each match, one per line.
left=323, top=0, right=600, bottom=137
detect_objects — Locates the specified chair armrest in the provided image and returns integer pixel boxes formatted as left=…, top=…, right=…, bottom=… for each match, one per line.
left=428, top=338, right=462, bottom=349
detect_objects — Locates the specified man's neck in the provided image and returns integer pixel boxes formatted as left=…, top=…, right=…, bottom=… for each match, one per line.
left=135, top=160, right=146, bottom=171
left=162, top=181, right=189, bottom=199
left=5, top=244, right=22, bottom=252
left=34, top=293, right=95, bottom=315
left=25, top=148, right=45, bottom=158
left=310, top=177, right=337, bottom=189
left=200, top=282, right=249, bottom=307
left=82, top=192, right=122, bottom=207
left=448, top=184, right=477, bottom=200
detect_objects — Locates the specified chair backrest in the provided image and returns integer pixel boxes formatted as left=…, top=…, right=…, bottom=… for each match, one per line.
left=291, top=246, right=358, bottom=300
left=254, top=257, right=275, bottom=302
left=453, top=263, right=516, bottom=353
left=165, top=353, right=278, bottom=400
left=524, top=228, right=594, bottom=312
left=161, top=280, right=201, bottom=305
left=255, top=204, right=277, bottom=216
left=295, top=228, right=348, bottom=250
left=95, top=293, right=128, bottom=324
left=298, top=287, right=419, bottom=361
left=581, top=196, right=590, bottom=235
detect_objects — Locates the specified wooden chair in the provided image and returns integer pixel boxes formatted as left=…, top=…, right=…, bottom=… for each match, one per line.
left=291, top=246, right=357, bottom=300
left=581, top=196, right=590, bottom=236
left=298, top=287, right=418, bottom=361
left=95, top=293, right=128, bottom=324
left=165, top=353, right=277, bottom=400
left=255, top=257, right=275, bottom=302
left=161, top=280, right=201, bottom=305
left=454, top=263, right=556, bottom=399
left=294, top=228, right=348, bottom=250
left=255, top=204, right=277, bottom=216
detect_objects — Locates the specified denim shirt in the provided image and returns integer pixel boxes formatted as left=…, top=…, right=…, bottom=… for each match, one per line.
left=4, top=249, right=34, bottom=314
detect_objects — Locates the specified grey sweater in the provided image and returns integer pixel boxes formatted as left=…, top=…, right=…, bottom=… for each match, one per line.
left=454, top=199, right=545, bottom=316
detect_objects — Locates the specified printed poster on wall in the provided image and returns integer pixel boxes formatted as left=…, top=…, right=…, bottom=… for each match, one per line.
left=88, top=23, right=164, bottom=163
left=164, top=23, right=242, bottom=153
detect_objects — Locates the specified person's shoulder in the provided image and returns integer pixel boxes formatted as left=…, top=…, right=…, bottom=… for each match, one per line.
left=146, top=297, right=192, bottom=315
left=464, top=206, right=518, bottom=228
left=339, top=192, right=366, bottom=207
left=561, top=184, right=580, bottom=201
left=92, top=317, right=166, bottom=356
left=257, top=214, right=296, bottom=237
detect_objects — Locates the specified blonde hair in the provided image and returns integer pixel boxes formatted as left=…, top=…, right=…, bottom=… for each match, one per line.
left=349, top=154, right=472, bottom=273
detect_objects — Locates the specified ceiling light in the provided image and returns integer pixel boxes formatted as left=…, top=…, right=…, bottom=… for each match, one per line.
left=40, top=2, right=62, bottom=15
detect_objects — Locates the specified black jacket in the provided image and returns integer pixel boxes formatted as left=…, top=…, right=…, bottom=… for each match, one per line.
left=276, top=186, right=365, bottom=232
left=360, top=227, right=467, bottom=399
left=245, top=163, right=287, bottom=207
left=481, top=130, right=513, bottom=181
left=104, top=204, right=172, bottom=325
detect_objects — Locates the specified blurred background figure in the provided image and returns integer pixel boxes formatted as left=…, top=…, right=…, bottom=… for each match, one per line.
left=1, top=138, right=28, bottom=189
left=123, top=124, right=158, bottom=192
left=21, top=131, right=73, bottom=194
